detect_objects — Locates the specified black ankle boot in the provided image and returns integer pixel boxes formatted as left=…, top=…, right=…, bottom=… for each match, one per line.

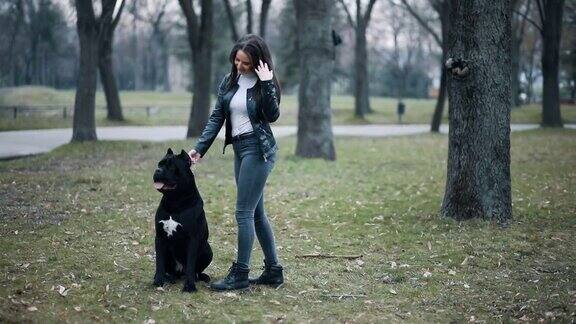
left=210, top=262, right=249, bottom=291
left=249, top=260, right=284, bottom=287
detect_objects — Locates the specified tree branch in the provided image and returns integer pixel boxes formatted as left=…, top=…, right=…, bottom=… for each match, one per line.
left=199, top=0, right=212, bottom=47
left=246, top=0, right=253, bottom=34
left=223, top=0, right=239, bottom=41
left=337, top=0, right=356, bottom=29
left=296, top=253, right=363, bottom=259
left=112, top=0, right=126, bottom=29
left=74, top=0, right=97, bottom=27
left=259, top=0, right=272, bottom=38
left=535, top=0, right=545, bottom=27
left=178, top=0, right=200, bottom=48
left=513, top=1, right=541, bottom=34
left=364, top=0, right=378, bottom=26
left=398, top=0, right=441, bottom=46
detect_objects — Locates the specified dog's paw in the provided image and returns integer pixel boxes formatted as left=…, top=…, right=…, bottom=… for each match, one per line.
left=182, top=280, right=197, bottom=293
left=165, top=273, right=177, bottom=284
left=152, top=275, right=165, bottom=287
left=197, top=273, right=211, bottom=283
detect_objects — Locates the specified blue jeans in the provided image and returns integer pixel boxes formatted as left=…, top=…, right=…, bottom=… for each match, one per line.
left=232, top=135, right=279, bottom=269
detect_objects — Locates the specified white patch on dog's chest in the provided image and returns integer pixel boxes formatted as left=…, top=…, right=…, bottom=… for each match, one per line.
left=175, top=261, right=184, bottom=272
left=158, top=216, right=181, bottom=237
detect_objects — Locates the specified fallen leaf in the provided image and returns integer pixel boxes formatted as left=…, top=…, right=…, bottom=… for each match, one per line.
left=56, top=285, right=68, bottom=297
left=27, top=306, right=37, bottom=311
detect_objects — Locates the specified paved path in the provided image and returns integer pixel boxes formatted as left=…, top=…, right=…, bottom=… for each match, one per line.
left=0, top=124, right=573, bottom=160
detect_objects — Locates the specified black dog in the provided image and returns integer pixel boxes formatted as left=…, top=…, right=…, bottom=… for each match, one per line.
left=152, top=148, right=212, bottom=292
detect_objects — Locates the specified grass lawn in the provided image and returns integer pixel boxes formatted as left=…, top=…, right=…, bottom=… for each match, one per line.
left=1, top=86, right=575, bottom=131
left=0, top=129, right=575, bottom=322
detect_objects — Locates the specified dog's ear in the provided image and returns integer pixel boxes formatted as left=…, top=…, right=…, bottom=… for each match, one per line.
left=167, top=148, right=174, bottom=155
left=180, top=149, right=192, bottom=167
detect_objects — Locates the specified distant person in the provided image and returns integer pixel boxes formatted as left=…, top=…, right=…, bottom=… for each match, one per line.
left=188, top=34, right=284, bottom=291
left=397, top=101, right=406, bottom=124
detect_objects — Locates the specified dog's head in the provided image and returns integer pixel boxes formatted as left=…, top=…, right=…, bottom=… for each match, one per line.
left=153, top=148, right=195, bottom=194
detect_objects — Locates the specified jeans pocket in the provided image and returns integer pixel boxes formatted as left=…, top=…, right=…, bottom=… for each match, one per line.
left=266, top=152, right=277, bottom=164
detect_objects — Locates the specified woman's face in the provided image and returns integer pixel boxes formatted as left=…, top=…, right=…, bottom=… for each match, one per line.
left=234, top=50, right=253, bottom=75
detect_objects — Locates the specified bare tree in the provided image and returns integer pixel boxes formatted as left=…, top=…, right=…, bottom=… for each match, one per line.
left=223, top=0, right=273, bottom=41
left=520, top=25, right=541, bottom=104
left=398, top=0, right=450, bottom=132
left=128, top=0, right=140, bottom=90
left=536, top=0, right=565, bottom=127
left=246, top=0, right=253, bottom=33
left=337, top=0, right=378, bottom=118
left=133, top=0, right=173, bottom=91
left=4, top=0, right=25, bottom=86
left=259, top=0, right=272, bottom=38
left=386, top=4, right=423, bottom=102
left=511, top=0, right=531, bottom=107
left=442, top=0, right=512, bottom=223
left=99, top=0, right=125, bottom=121
left=72, top=0, right=100, bottom=141
left=178, top=0, right=214, bottom=138
left=294, top=0, right=336, bottom=160
left=223, top=0, right=239, bottom=41
left=72, top=0, right=125, bottom=141
left=562, top=0, right=575, bottom=103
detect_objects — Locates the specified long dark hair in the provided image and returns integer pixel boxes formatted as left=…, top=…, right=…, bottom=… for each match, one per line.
left=226, top=34, right=281, bottom=104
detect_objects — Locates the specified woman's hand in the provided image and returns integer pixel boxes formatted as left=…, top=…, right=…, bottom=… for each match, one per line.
left=188, top=149, right=201, bottom=165
left=254, top=59, right=273, bottom=81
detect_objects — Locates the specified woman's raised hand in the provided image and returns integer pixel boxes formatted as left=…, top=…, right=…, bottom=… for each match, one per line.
left=188, top=149, right=201, bottom=165
left=254, top=59, right=273, bottom=81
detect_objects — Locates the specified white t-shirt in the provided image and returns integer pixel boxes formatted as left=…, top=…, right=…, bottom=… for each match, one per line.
left=230, top=72, right=258, bottom=137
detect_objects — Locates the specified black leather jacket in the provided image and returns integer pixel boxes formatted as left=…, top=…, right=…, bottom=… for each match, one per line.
left=194, top=73, right=280, bottom=161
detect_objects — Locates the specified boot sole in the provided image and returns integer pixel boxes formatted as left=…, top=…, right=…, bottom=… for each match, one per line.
left=209, top=284, right=250, bottom=291
left=249, top=281, right=284, bottom=288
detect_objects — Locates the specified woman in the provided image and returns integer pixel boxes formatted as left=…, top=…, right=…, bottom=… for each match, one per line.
left=188, top=34, right=283, bottom=291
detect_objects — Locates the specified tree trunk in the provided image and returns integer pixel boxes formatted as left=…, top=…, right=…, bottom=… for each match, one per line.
left=179, top=0, right=214, bottom=138
left=131, top=1, right=140, bottom=90
left=223, top=0, right=239, bottom=41
left=246, top=0, right=253, bottom=34
left=510, top=0, right=529, bottom=107
left=430, top=1, right=450, bottom=133
left=99, top=36, right=124, bottom=121
left=430, top=64, right=447, bottom=132
left=259, top=0, right=272, bottom=39
left=354, top=22, right=371, bottom=117
left=72, top=0, right=98, bottom=142
left=7, top=0, right=25, bottom=87
left=294, top=0, right=336, bottom=160
left=540, top=0, right=564, bottom=127
left=188, top=47, right=213, bottom=137
left=441, top=0, right=512, bottom=223
left=511, top=33, right=521, bottom=107
left=525, top=40, right=538, bottom=104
